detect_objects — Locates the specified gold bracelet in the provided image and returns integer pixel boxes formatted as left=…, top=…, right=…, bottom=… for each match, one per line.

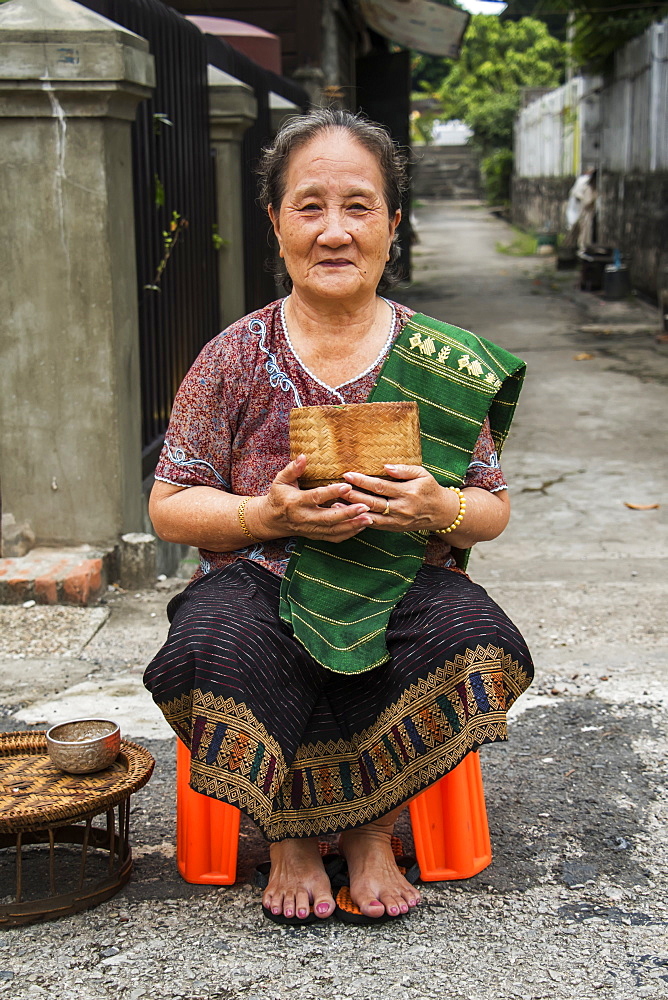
left=433, top=486, right=467, bottom=535
left=237, top=496, right=259, bottom=542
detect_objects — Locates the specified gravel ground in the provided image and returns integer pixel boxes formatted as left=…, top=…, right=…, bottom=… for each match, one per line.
left=1, top=202, right=667, bottom=999
left=0, top=605, right=108, bottom=659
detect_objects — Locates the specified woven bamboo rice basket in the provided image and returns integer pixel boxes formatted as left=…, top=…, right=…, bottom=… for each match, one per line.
left=289, top=401, right=422, bottom=489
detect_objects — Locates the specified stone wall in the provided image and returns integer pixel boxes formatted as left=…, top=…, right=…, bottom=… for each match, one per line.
left=598, top=172, right=668, bottom=301
left=512, top=172, right=668, bottom=300
left=413, top=145, right=482, bottom=200
left=511, top=175, right=574, bottom=235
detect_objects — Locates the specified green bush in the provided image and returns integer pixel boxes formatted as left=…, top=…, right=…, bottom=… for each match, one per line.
left=482, top=148, right=514, bottom=205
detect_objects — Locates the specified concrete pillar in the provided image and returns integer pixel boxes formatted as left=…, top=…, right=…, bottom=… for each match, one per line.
left=0, top=0, right=154, bottom=549
left=292, top=66, right=325, bottom=108
left=269, top=91, right=301, bottom=134
left=207, top=65, right=257, bottom=330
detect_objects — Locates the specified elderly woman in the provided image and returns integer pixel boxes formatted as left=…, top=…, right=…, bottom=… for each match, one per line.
left=144, top=109, right=533, bottom=926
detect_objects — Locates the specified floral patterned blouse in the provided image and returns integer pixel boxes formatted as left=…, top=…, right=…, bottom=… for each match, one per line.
left=154, top=298, right=507, bottom=578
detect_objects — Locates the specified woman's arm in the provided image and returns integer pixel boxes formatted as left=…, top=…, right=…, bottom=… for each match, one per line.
left=149, top=455, right=376, bottom=551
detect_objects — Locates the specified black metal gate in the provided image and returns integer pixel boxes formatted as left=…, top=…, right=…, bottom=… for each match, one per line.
left=356, top=49, right=413, bottom=282
left=205, top=34, right=309, bottom=313
left=82, top=0, right=219, bottom=476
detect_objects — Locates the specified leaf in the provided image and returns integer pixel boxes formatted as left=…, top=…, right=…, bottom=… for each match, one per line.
left=573, top=352, right=595, bottom=360
left=624, top=501, right=660, bottom=510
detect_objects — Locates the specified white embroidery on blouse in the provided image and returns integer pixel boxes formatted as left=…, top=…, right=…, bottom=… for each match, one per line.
left=250, top=317, right=302, bottom=406
left=467, top=451, right=500, bottom=471
left=279, top=296, right=396, bottom=403
left=165, top=442, right=229, bottom=487
left=240, top=543, right=266, bottom=561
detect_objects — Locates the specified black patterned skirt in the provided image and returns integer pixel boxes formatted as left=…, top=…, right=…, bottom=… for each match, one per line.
left=143, top=560, right=533, bottom=841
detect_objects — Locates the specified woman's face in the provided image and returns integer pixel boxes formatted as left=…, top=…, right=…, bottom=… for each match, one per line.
left=268, top=129, right=401, bottom=306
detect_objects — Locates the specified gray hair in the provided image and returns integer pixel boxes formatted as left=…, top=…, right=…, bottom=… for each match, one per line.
left=257, top=108, right=408, bottom=292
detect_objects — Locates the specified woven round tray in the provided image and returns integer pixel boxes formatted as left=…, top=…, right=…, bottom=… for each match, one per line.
left=290, top=401, right=422, bottom=489
left=0, top=731, right=154, bottom=835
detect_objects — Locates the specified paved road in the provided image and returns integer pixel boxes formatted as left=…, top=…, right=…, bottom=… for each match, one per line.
left=2, top=202, right=667, bottom=1000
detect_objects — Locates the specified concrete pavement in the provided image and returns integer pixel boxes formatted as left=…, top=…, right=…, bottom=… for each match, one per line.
left=1, top=201, right=667, bottom=1000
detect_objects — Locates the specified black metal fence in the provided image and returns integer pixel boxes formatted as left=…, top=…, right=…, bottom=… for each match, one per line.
left=83, top=0, right=219, bottom=475
left=80, top=0, right=307, bottom=477
left=205, top=35, right=309, bottom=310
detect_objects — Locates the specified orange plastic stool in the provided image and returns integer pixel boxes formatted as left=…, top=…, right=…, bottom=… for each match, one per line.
left=408, top=749, right=491, bottom=880
left=176, top=739, right=240, bottom=884
left=176, top=741, right=491, bottom=884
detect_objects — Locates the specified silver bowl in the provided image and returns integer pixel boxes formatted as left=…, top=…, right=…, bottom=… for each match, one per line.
left=46, top=719, right=121, bottom=774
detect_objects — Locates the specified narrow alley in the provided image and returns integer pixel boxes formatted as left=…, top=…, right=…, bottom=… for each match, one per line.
left=2, top=202, right=667, bottom=1000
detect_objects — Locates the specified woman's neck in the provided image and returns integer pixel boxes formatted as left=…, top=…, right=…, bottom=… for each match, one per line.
left=283, top=292, right=393, bottom=388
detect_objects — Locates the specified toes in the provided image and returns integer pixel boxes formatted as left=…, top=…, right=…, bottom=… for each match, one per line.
left=295, top=888, right=311, bottom=920
left=360, top=897, right=386, bottom=918
left=378, top=890, right=404, bottom=918
left=313, top=891, right=336, bottom=919
left=264, top=890, right=284, bottom=916
left=397, top=879, right=421, bottom=909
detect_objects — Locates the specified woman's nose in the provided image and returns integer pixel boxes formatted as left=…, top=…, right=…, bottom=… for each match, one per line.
left=316, top=210, right=352, bottom=246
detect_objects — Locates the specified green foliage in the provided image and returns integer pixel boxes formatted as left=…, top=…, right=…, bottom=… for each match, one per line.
left=501, top=0, right=568, bottom=41
left=543, top=0, right=668, bottom=72
left=496, top=225, right=538, bottom=256
left=154, top=173, right=165, bottom=209
left=211, top=224, right=227, bottom=252
left=152, top=112, right=173, bottom=135
left=483, top=148, right=515, bottom=205
left=412, top=53, right=454, bottom=92
left=144, top=211, right=188, bottom=293
left=438, top=15, right=566, bottom=155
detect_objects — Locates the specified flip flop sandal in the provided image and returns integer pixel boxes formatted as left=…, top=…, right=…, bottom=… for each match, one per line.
left=391, top=835, right=405, bottom=857
left=333, top=855, right=421, bottom=926
left=255, top=842, right=344, bottom=924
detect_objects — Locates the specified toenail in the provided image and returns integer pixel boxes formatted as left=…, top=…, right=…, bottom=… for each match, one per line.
left=298, top=908, right=308, bottom=918
left=400, top=903, right=408, bottom=913
left=285, top=909, right=293, bottom=917
left=272, top=907, right=281, bottom=915
left=316, top=903, right=330, bottom=915
left=389, top=906, right=399, bottom=915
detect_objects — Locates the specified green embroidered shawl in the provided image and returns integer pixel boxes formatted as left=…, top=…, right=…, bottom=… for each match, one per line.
left=278, top=313, right=526, bottom=674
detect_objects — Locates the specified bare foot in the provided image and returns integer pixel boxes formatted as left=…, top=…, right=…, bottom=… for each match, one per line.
left=262, top=837, right=336, bottom=920
left=339, top=810, right=421, bottom=919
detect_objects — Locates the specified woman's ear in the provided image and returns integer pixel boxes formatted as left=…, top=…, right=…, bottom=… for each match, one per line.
left=268, top=204, right=284, bottom=258
left=387, top=209, right=401, bottom=260
left=390, top=208, right=401, bottom=239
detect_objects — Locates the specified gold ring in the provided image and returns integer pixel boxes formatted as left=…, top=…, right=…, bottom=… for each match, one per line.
left=381, top=499, right=391, bottom=516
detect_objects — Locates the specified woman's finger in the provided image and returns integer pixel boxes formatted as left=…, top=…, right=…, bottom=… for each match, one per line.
left=342, top=471, right=401, bottom=496
left=344, top=489, right=395, bottom=514
left=306, top=482, right=354, bottom=506
left=272, top=454, right=307, bottom=487
left=384, top=464, right=429, bottom=480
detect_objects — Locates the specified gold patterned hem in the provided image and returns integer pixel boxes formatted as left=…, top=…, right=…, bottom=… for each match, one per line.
left=156, top=643, right=532, bottom=840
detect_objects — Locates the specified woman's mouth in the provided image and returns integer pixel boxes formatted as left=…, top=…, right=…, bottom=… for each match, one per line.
left=317, top=259, right=354, bottom=267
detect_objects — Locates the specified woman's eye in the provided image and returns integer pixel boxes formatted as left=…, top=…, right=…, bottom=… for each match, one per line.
left=349, top=203, right=369, bottom=212
left=299, top=203, right=320, bottom=212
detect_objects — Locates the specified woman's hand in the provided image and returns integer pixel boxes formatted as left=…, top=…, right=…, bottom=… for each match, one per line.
left=341, top=464, right=454, bottom=533
left=341, top=464, right=511, bottom=546
left=249, top=455, right=375, bottom=542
